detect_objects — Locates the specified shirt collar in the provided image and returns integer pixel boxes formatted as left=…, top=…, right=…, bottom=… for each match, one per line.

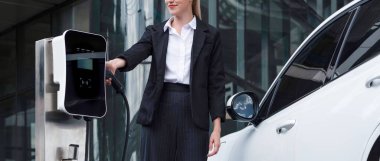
left=163, top=16, right=197, bottom=32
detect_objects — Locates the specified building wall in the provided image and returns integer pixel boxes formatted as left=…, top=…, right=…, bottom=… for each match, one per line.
left=0, top=0, right=352, bottom=160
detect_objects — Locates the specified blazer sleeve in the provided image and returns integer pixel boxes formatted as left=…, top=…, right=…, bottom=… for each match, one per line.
left=117, top=26, right=154, bottom=72
left=208, top=31, right=227, bottom=122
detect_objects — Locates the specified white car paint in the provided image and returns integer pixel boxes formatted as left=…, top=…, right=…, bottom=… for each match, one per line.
left=208, top=0, right=380, bottom=161
left=290, top=54, right=380, bottom=160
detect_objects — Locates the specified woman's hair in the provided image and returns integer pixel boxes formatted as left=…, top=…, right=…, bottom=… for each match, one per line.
left=192, top=0, right=202, bottom=19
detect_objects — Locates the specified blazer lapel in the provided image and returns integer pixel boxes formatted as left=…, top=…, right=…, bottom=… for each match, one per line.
left=190, top=18, right=208, bottom=82
left=152, top=23, right=169, bottom=77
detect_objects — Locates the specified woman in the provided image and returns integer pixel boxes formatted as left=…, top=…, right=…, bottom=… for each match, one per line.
left=106, top=0, right=225, bottom=160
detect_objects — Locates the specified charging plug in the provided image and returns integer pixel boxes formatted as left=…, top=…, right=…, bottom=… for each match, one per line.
left=106, top=71, right=124, bottom=94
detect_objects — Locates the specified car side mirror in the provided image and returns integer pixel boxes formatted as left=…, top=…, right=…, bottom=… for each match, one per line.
left=226, top=91, right=260, bottom=122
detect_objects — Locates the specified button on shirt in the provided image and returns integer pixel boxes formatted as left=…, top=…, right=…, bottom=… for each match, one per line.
left=163, top=17, right=196, bottom=85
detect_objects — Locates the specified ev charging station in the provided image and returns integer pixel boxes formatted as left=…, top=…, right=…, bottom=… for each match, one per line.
left=35, top=30, right=107, bottom=161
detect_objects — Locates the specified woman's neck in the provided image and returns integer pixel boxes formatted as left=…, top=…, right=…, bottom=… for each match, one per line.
left=171, top=12, right=194, bottom=34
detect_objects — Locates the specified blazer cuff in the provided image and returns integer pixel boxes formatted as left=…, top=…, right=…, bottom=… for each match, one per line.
left=211, top=113, right=226, bottom=123
left=116, top=54, right=132, bottom=72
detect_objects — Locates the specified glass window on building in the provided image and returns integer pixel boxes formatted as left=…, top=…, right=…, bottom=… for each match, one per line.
left=0, top=31, right=16, bottom=98
left=0, top=14, right=50, bottom=161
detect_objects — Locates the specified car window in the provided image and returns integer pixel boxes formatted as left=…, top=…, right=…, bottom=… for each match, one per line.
left=265, top=13, right=351, bottom=117
left=334, top=0, right=380, bottom=77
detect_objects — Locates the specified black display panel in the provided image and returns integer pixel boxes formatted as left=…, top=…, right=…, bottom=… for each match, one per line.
left=63, top=30, right=107, bottom=118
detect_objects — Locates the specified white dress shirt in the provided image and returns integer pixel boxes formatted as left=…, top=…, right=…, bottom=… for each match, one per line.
left=163, top=16, right=196, bottom=85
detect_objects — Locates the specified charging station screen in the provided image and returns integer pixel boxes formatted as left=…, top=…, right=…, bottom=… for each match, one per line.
left=75, top=58, right=97, bottom=98
left=77, top=59, right=93, bottom=71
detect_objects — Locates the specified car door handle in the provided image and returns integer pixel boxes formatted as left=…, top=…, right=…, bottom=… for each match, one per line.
left=276, top=120, right=296, bottom=134
left=366, top=76, right=380, bottom=88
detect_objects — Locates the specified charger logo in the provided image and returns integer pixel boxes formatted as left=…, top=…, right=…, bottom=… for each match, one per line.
left=79, top=77, right=92, bottom=89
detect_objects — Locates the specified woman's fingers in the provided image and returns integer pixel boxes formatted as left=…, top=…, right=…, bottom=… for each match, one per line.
left=207, top=134, right=221, bottom=157
left=106, top=60, right=117, bottom=75
left=105, top=78, right=112, bottom=86
left=106, top=58, right=126, bottom=75
left=105, top=60, right=117, bottom=86
left=208, top=140, right=214, bottom=157
left=209, top=139, right=214, bottom=151
left=215, top=139, right=220, bottom=151
left=105, top=61, right=117, bottom=75
left=214, top=139, right=220, bottom=154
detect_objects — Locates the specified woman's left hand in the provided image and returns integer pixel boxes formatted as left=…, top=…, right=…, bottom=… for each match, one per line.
left=207, top=130, right=221, bottom=157
left=208, top=117, right=222, bottom=157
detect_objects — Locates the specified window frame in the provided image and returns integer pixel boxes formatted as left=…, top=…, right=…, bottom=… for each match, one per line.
left=331, top=1, right=380, bottom=81
left=253, top=8, right=358, bottom=125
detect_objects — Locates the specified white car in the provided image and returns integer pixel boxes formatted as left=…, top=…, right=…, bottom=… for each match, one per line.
left=209, top=0, right=380, bottom=161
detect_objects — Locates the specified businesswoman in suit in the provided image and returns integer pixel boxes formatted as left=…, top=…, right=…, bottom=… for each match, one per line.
left=106, top=0, right=225, bottom=160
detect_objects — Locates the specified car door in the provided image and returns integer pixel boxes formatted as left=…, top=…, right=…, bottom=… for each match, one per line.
left=222, top=7, right=353, bottom=161
left=288, top=1, right=380, bottom=160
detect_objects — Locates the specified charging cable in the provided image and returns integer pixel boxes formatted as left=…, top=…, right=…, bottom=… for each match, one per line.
left=106, top=71, right=130, bottom=161
left=105, top=36, right=130, bottom=161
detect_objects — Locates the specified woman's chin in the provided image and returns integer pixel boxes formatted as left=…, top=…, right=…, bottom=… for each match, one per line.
left=168, top=11, right=179, bottom=16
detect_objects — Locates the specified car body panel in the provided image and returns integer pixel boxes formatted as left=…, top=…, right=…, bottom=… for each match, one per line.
left=208, top=0, right=380, bottom=161
left=291, top=54, right=380, bottom=160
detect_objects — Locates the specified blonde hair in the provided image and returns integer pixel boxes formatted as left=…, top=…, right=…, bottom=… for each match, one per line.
left=192, top=0, right=202, bottom=19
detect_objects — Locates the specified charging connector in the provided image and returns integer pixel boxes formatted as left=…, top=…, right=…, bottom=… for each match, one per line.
left=106, top=71, right=124, bottom=94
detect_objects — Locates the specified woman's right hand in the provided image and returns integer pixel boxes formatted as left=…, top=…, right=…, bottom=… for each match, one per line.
left=105, top=58, right=126, bottom=86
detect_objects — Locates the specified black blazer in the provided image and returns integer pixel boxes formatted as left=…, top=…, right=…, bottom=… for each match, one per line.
left=118, top=18, right=226, bottom=130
